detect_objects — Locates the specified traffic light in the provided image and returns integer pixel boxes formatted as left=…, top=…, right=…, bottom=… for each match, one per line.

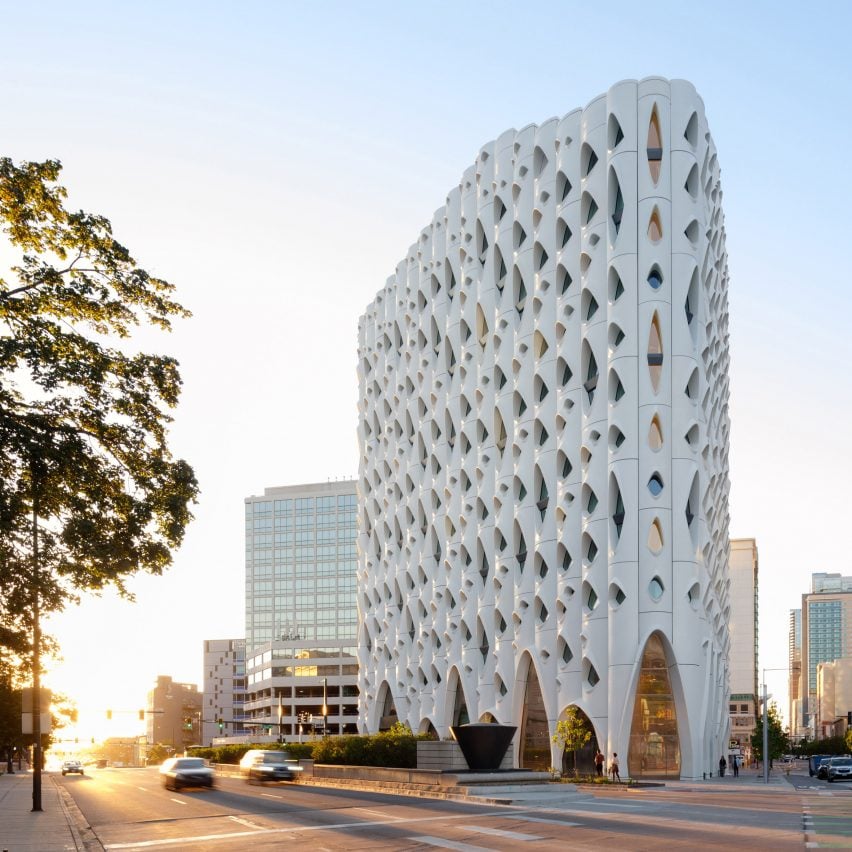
left=183, top=716, right=193, bottom=730
left=106, top=709, right=112, bottom=720
left=847, top=710, right=851, bottom=726
left=218, top=718, right=224, bottom=732
left=139, top=710, right=145, bottom=721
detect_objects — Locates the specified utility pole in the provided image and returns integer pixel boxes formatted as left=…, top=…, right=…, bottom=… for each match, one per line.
left=31, top=461, right=42, bottom=813
left=322, top=678, right=328, bottom=737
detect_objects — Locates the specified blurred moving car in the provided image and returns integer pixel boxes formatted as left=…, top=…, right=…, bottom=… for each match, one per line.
left=239, top=749, right=303, bottom=783
left=826, top=756, right=852, bottom=783
left=61, top=760, right=84, bottom=776
left=159, top=757, right=215, bottom=791
left=809, top=755, right=832, bottom=777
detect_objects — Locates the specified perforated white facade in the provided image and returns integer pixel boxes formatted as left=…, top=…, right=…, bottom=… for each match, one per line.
left=357, top=78, right=731, bottom=779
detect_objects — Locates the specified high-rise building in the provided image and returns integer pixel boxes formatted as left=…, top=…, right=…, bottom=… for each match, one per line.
left=243, top=481, right=360, bottom=740
left=800, top=574, right=852, bottom=732
left=202, top=639, right=248, bottom=745
left=728, top=539, right=758, bottom=758
left=815, top=658, right=852, bottom=738
left=357, top=78, right=731, bottom=779
left=146, top=675, right=202, bottom=750
left=789, top=608, right=802, bottom=737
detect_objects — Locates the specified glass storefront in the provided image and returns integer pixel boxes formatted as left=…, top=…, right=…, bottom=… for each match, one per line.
left=520, top=664, right=549, bottom=770
left=628, top=633, right=681, bottom=778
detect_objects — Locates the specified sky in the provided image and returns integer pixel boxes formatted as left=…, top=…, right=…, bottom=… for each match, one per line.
left=1, top=0, right=849, bottom=738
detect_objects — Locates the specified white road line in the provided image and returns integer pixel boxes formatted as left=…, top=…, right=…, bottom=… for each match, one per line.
left=137, top=787, right=147, bottom=792
left=169, top=798, right=186, bottom=805
left=229, top=815, right=266, bottom=830
left=512, top=815, right=583, bottom=827
left=104, top=809, right=534, bottom=850
left=466, top=825, right=542, bottom=841
left=261, top=792, right=284, bottom=799
left=357, top=807, right=397, bottom=820
left=408, top=837, right=493, bottom=852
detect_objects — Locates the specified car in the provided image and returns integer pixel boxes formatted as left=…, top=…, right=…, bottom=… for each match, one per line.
left=159, top=757, right=215, bottom=791
left=61, top=760, right=84, bottom=776
left=809, top=755, right=832, bottom=777
left=826, top=756, right=852, bottom=783
left=239, top=749, right=303, bottom=784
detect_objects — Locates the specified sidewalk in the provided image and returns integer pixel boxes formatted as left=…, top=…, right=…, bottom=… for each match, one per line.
left=0, top=770, right=87, bottom=851
left=658, top=763, right=794, bottom=793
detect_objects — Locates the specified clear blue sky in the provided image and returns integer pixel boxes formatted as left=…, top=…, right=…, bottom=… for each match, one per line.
left=2, top=1, right=848, bottom=734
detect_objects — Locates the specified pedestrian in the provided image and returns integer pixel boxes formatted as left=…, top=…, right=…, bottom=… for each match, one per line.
left=719, top=755, right=727, bottom=777
left=610, top=753, right=620, bottom=782
left=594, top=750, right=605, bottom=777
left=732, top=755, right=739, bottom=777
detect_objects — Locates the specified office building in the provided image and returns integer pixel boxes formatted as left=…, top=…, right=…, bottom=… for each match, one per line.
left=146, top=675, right=202, bottom=750
left=357, top=78, right=732, bottom=779
left=789, top=608, right=802, bottom=737
left=728, top=538, right=758, bottom=758
left=243, top=481, right=359, bottom=740
left=801, top=574, right=852, bottom=732
left=202, top=638, right=248, bottom=745
left=815, top=658, right=852, bottom=738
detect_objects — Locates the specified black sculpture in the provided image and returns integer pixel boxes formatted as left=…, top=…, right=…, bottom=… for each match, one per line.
left=450, top=723, right=516, bottom=771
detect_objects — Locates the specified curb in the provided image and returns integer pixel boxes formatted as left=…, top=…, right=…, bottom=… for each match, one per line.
left=53, top=775, right=105, bottom=851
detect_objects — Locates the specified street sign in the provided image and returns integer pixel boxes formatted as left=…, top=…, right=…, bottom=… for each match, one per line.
left=21, top=713, right=52, bottom=734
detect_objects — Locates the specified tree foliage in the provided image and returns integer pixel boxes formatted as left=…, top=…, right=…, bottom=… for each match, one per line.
left=0, top=157, right=198, bottom=657
left=750, top=701, right=789, bottom=762
left=552, top=707, right=592, bottom=775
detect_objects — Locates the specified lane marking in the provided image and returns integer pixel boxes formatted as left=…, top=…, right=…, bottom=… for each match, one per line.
left=104, top=808, right=530, bottom=849
left=229, top=815, right=266, bottom=830
left=137, top=787, right=148, bottom=792
left=356, top=807, right=398, bottom=820
left=261, top=792, right=284, bottom=799
left=408, top=837, right=492, bottom=852
left=512, top=815, right=583, bottom=827
left=169, top=798, right=186, bottom=805
left=466, top=824, right=542, bottom=841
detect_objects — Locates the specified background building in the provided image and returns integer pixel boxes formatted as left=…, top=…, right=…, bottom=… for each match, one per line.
left=202, top=639, right=248, bottom=745
left=800, top=573, right=852, bottom=733
left=146, top=675, right=202, bottom=751
left=357, top=77, right=732, bottom=779
left=789, top=608, right=803, bottom=738
left=728, top=538, right=758, bottom=759
left=243, top=481, right=359, bottom=741
left=815, top=658, right=852, bottom=738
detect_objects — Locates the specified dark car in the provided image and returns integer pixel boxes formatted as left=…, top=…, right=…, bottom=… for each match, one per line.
left=159, top=757, right=215, bottom=791
left=809, top=755, right=831, bottom=777
left=826, top=757, right=852, bottom=783
left=240, top=749, right=303, bottom=784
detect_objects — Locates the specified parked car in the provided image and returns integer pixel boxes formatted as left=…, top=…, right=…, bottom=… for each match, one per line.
left=159, top=757, right=215, bottom=791
left=61, top=760, right=84, bottom=776
left=809, top=755, right=832, bottom=777
left=239, top=749, right=303, bottom=784
left=826, top=757, right=852, bottom=783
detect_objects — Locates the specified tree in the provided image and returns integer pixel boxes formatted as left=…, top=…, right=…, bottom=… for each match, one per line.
left=0, top=156, right=198, bottom=640
left=552, top=707, right=592, bottom=776
left=846, top=727, right=852, bottom=754
left=751, top=701, right=788, bottom=764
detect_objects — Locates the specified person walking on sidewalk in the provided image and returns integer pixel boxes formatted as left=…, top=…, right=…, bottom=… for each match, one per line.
left=594, top=750, right=605, bottom=777
left=732, top=755, right=739, bottom=777
left=719, top=755, right=727, bottom=777
left=610, top=753, right=620, bottom=782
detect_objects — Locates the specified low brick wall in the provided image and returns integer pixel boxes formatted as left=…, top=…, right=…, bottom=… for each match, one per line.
left=417, top=740, right=515, bottom=771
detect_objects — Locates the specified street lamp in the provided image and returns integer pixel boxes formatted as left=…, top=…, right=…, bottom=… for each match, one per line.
left=761, top=667, right=787, bottom=784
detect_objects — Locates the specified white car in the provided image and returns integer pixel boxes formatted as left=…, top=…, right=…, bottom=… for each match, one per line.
left=61, top=760, right=84, bottom=776
left=159, top=757, right=215, bottom=791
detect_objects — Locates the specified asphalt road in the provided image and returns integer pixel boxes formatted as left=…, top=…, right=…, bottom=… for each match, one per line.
left=55, top=766, right=847, bottom=851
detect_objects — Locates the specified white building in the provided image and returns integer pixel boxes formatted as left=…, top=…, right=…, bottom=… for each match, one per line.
left=202, top=638, right=248, bottom=745
left=728, top=539, right=758, bottom=758
left=243, top=481, right=359, bottom=740
left=357, top=77, right=731, bottom=779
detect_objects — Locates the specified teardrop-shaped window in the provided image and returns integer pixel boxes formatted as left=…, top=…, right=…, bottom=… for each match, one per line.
left=649, top=576, right=664, bottom=601
left=476, top=303, right=489, bottom=347
left=647, top=106, right=662, bottom=184
left=494, top=408, right=507, bottom=453
left=648, top=414, right=663, bottom=450
left=647, top=266, right=663, bottom=290
left=647, top=313, right=663, bottom=393
left=647, top=519, right=664, bottom=554
left=647, top=473, right=664, bottom=496
left=648, top=206, right=663, bottom=243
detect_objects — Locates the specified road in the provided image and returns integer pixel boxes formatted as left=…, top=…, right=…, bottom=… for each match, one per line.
left=55, top=766, right=851, bottom=850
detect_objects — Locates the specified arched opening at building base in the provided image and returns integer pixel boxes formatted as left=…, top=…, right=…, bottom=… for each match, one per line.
left=628, top=632, right=681, bottom=778
left=517, top=656, right=549, bottom=770
left=557, top=705, right=599, bottom=776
